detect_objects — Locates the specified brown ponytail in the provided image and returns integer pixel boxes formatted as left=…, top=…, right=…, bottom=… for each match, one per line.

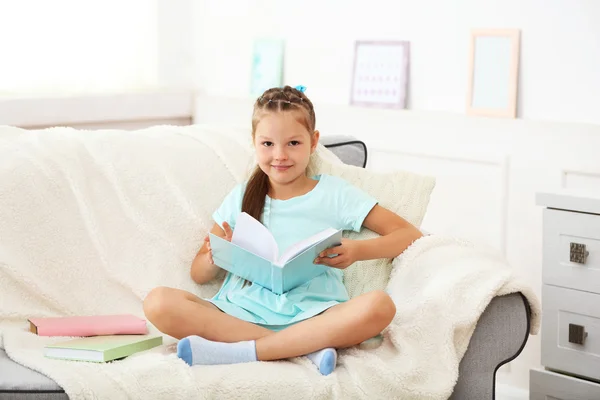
left=242, top=85, right=316, bottom=222
left=241, top=165, right=270, bottom=222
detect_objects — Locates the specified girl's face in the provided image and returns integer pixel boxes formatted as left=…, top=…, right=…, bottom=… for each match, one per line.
left=253, top=111, right=318, bottom=187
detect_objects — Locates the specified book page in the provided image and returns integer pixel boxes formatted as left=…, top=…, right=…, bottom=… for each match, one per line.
left=277, top=228, right=339, bottom=266
left=231, top=212, right=279, bottom=262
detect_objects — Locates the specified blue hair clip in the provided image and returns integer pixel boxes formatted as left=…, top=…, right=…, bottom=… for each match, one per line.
left=295, top=85, right=306, bottom=93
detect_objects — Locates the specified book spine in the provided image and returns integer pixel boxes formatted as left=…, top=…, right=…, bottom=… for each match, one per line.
left=34, top=320, right=148, bottom=337
left=271, top=264, right=284, bottom=295
left=104, top=336, right=163, bottom=362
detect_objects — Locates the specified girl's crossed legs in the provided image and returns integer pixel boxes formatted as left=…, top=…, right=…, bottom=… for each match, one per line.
left=143, top=287, right=395, bottom=367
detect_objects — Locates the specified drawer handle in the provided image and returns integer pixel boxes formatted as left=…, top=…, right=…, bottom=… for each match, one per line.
left=568, top=323, right=588, bottom=345
left=570, top=242, right=589, bottom=264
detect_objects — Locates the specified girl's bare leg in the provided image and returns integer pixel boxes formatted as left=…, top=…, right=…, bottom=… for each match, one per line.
left=143, top=286, right=273, bottom=341
left=144, top=287, right=396, bottom=362
left=254, top=290, right=396, bottom=361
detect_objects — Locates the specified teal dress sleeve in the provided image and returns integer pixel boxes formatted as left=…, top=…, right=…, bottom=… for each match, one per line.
left=333, top=177, right=378, bottom=232
left=212, top=183, right=245, bottom=230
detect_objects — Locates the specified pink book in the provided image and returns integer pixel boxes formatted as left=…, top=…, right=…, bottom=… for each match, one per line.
left=28, top=314, right=148, bottom=337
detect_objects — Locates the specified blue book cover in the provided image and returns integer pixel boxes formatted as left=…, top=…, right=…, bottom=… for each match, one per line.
left=209, top=212, right=342, bottom=294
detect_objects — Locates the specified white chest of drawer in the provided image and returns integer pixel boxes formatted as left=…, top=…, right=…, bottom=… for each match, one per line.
left=542, top=207, right=600, bottom=294
left=532, top=190, right=600, bottom=399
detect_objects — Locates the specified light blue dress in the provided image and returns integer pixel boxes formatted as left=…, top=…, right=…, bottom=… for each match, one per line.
left=207, top=174, right=378, bottom=331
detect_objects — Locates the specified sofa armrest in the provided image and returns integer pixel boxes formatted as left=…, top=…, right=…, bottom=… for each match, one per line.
left=449, top=292, right=531, bottom=400
left=0, top=348, right=67, bottom=399
left=320, top=135, right=368, bottom=168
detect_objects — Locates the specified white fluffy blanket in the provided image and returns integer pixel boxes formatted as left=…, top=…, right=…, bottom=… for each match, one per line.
left=0, top=125, right=540, bottom=399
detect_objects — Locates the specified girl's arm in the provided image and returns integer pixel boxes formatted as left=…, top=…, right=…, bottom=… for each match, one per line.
left=190, top=222, right=232, bottom=284
left=315, top=205, right=423, bottom=268
left=355, top=205, right=423, bottom=260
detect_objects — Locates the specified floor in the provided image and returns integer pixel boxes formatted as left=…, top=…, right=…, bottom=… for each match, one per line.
left=496, top=384, right=528, bottom=400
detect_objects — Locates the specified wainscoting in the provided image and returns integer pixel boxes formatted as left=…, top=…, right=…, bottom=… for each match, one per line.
left=0, top=91, right=194, bottom=130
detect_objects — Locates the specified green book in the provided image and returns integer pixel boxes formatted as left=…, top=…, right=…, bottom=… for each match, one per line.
left=44, top=334, right=162, bottom=363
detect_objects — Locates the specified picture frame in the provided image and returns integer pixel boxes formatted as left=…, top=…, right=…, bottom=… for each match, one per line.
left=350, top=40, right=410, bottom=109
left=250, top=38, right=284, bottom=97
left=466, top=29, right=520, bottom=118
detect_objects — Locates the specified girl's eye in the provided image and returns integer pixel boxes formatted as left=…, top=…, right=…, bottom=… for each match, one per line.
left=262, top=141, right=273, bottom=147
left=289, top=141, right=300, bottom=146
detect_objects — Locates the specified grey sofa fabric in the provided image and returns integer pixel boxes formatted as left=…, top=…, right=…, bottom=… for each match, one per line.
left=0, top=348, right=67, bottom=399
left=0, top=393, right=67, bottom=400
left=450, top=293, right=531, bottom=400
left=321, top=135, right=367, bottom=168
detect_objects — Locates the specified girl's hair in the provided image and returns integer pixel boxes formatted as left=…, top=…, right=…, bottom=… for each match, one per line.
left=242, top=86, right=316, bottom=222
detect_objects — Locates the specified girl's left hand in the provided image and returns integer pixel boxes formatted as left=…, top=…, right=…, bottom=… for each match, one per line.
left=314, top=238, right=360, bottom=269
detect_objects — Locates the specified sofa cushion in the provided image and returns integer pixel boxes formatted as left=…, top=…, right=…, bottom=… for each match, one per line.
left=135, top=124, right=436, bottom=298
left=231, top=128, right=436, bottom=297
left=0, top=349, right=66, bottom=397
left=307, top=144, right=435, bottom=298
left=0, top=124, right=433, bottom=305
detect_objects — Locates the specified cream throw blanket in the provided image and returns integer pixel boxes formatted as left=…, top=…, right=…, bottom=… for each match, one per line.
left=0, top=125, right=540, bottom=399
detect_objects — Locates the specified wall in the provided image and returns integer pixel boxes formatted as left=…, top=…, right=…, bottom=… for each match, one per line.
left=193, top=0, right=600, bottom=125
left=192, top=94, right=600, bottom=392
left=191, top=2, right=600, bottom=391
left=0, top=92, right=193, bottom=129
left=0, top=0, right=195, bottom=130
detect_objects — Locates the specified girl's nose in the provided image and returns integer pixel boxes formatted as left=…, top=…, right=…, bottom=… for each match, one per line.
left=274, top=147, right=288, bottom=160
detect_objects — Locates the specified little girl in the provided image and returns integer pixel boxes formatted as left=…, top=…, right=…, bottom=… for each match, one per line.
left=143, top=85, right=422, bottom=375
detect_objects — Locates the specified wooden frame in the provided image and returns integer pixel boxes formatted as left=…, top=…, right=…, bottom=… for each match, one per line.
left=350, top=40, right=410, bottom=109
left=466, top=29, right=520, bottom=118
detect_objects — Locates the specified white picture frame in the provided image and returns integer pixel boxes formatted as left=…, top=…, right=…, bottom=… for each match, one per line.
left=350, top=41, right=410, bottom=109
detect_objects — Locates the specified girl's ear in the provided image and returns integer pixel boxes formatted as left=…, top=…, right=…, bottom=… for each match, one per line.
left=311, top=130, right=320, bottom=153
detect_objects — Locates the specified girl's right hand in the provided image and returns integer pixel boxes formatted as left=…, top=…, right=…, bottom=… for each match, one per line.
left=204, top=221, right=233, bottom=265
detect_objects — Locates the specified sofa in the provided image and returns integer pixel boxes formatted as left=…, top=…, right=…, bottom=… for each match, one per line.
left=0, top=127, right=537, bottom=399
left=320, top=137, right=533, bottom=400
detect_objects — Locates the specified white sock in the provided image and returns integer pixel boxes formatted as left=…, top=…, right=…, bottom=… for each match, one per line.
left=177, top=335, right=257, bottom=366
left=177, top=335, right=337, bottom=375
left=306, top=348, right=337, bottom=375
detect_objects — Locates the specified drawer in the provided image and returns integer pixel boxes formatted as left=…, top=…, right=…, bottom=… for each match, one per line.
left=541, top=285, right=600, bottom=381
left=543, top=208, right=600, bottom=294
left=530, top=368, right=600, bottom=400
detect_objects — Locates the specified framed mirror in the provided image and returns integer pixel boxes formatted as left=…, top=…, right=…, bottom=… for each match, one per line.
left=466, top=29, right=520, bottom=118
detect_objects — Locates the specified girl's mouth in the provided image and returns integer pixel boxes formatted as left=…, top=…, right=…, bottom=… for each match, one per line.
left=272, top=165, right=292, bottom=171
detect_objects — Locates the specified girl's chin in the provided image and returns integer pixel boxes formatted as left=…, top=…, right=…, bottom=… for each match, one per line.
left=267, top=172, right=304, bottom=183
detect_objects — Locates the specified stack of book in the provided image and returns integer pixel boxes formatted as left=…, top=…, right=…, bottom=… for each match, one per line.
left=29, top=314, right=162, bottom=363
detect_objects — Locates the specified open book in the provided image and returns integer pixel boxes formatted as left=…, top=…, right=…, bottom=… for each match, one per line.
left=209, top=212, right=342, bottom=294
